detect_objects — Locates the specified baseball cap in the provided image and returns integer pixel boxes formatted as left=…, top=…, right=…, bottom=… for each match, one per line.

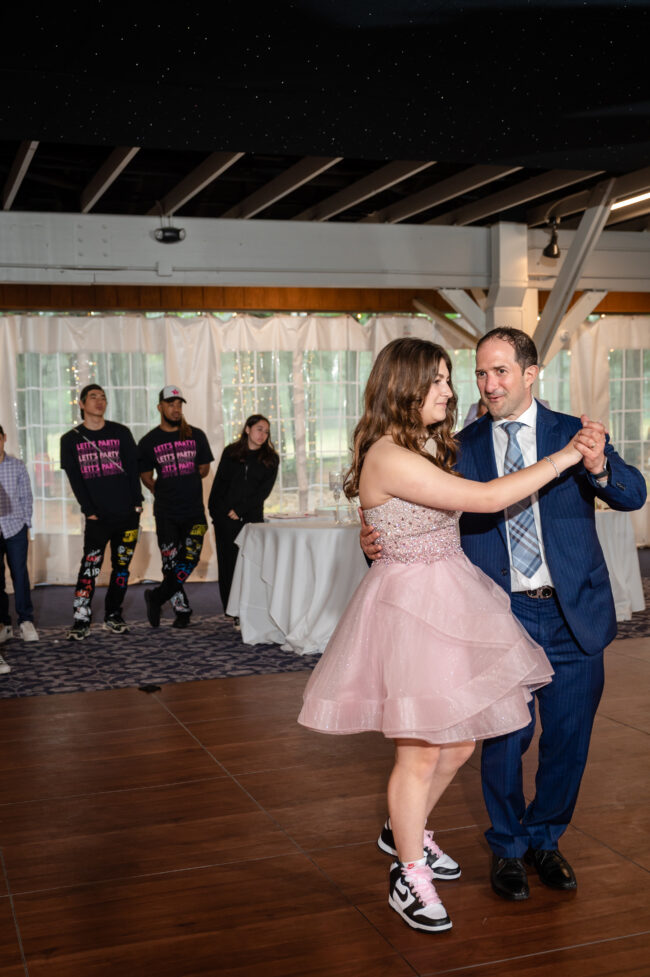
left=159, top=385, right=187, bottom=403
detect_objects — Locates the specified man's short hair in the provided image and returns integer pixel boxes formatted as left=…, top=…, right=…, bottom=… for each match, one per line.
left=476, top=328, right=538, bottom=371
left=0, top=424, right=4, bottom=436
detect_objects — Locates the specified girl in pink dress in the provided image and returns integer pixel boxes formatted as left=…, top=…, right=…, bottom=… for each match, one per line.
left=298, top=338, right=586, bottom=934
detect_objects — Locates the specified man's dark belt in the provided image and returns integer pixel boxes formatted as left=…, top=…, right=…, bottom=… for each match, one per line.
left=520, top=586, right=555, bottom=599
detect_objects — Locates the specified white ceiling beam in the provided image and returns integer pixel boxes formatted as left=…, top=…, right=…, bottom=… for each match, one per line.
left=534, top=180, right=615, bottom=363
left=542, top=290, right=607, bottom=365
left=2, top=140, right=39, bottom=210
left=412, top=299, right=479, bottom=347
left=292, top=160, right=436, bottom=222
left=80, top=147, right=140, bottom=214
left=430, top=170, right=603, bottom=227
left=221, top=157, right=342, bottom=220
left=149, top=151, right=245, bottom=217
left=361, top=165, right=521, bottom=224
left=437, top=288, right=486, bottom=335
left=527, top=165, right=650, bottom=227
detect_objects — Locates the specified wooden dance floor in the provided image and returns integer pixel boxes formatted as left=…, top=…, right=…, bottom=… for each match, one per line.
left=0, top=635, right=648, bottom=976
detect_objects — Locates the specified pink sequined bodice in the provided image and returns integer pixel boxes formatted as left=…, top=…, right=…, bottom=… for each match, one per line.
left=363, top=497, right=462, bottom=565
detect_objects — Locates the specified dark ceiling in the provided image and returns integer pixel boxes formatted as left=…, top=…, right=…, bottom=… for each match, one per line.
left=1, top=2, right=649, bottom=231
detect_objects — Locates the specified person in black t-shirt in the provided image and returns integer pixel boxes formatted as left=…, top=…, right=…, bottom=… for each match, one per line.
left=208, top=414, right=279, bottom=619
left=138, top=385, right=214, bottom=628
left=60, top=384, right=143, bottom=640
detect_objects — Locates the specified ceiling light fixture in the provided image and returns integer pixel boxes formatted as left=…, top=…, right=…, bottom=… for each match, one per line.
left=542, top=218, right=560, bottom=259
left=610, top=190, right=650, bottom=211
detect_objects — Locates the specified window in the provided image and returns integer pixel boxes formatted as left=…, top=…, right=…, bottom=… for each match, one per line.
left=609, top=348, right=650, bottom=484
left=537, top=350, right=571, bottom=414
left=220, top=349, right=372, bottom=512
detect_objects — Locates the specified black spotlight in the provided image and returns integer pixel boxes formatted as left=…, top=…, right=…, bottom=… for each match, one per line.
left=155, top=226, right=186, bottom=244
left=543, top=219, right=560, bottom=259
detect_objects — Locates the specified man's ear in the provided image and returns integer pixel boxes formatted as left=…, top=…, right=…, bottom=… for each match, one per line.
left=524, top=364, right=539, bottom=389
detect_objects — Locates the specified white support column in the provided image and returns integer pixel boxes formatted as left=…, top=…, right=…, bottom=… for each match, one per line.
left=485, top=223, right=533, bottom=333
left=534, top=180, right=615, bottom=363
left=541, top=289, right=608, bottom=365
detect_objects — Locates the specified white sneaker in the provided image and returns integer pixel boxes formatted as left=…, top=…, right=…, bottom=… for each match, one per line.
left=0, top=652, right=10, bottom=674
left=388, top=860, right=452, bottom=932
left=19, top=621, right=39, bottom=642
left=0, top=624, right=12, bottom=644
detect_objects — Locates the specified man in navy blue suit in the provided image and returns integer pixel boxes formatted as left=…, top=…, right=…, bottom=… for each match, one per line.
left=362, top=327, right=646, bottom=901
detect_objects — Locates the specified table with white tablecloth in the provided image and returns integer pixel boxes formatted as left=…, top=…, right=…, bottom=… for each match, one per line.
left=226, top=518, right=368, bottom=655
left=595, top=509, right=645, bottom=621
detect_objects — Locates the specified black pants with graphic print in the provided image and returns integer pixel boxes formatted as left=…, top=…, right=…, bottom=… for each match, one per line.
left=73, top=512, right=140, bottom=622
left=151, top=512, right=207, bottom=616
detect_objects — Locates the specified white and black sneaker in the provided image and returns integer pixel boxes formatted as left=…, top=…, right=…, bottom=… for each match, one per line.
left=378, top=819, right=461, bottom=879
left=388, top=860, right=452, bottom=933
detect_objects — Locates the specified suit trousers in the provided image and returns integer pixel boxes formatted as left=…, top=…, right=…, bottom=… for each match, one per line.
left=481, top=590, right=604, bottom=857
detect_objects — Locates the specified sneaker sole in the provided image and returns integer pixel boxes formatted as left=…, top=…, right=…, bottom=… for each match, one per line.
left=102, top=623, right=129, bottom=634
left=378, top=837, right=461, bottom=880
left=388, top=895, right=453, bottom=932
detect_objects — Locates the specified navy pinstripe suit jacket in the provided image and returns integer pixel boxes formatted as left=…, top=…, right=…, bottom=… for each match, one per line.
left=456, top=401, right=647, bottom=656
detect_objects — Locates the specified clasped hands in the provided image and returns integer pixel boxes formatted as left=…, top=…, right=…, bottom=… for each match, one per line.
left=573, top=415, right=607, bottom=474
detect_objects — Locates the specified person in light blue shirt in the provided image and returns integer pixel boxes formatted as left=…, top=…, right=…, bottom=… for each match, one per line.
left=0, top=424, right=39, bottom=665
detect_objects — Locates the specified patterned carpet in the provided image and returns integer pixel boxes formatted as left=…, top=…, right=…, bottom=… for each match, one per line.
left=0, top=579, right=647, bottom=700
left=0, top=617, right=318, bottom=699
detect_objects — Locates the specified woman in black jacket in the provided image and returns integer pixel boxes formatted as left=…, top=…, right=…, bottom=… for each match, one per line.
left=209, top=414, right=279, bottom=616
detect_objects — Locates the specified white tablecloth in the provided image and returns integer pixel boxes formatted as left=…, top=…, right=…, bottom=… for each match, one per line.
left=595, top=509, right=645, bottom=621
left=226, top=518, right=368, bottom=655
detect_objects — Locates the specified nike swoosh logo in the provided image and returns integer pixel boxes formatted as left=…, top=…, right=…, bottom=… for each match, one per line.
left=394, top=881, right=412, bottom=905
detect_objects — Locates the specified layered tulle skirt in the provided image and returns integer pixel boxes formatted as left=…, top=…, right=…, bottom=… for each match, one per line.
left=298, top=554, right=553, bottom=744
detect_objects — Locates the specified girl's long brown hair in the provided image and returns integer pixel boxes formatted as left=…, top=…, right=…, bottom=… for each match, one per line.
left=344, top=338, right=459, bottom=499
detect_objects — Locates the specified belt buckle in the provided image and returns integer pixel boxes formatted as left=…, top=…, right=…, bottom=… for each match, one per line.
left=527, top=586, right=553, bottom=599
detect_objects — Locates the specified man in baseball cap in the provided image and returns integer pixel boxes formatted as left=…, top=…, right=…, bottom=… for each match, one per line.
left=138, top=385, right=213, bottom=628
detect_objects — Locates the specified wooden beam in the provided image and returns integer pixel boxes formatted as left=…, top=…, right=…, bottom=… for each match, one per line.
left=292, top=160, right=436, bottom=221
left=362, top=165, right=521, bottom=224
left=2, top=140, right=39, bottom=210
left=528, top=165, right=650, bottom=227
left=412, top=299, right=480, bottom=347
left=80, top=147, right=140, bottom=214
left=221, top=157, right=342, bottom=220
left=150, top=152, right=245, bottom=216
left=430, top=170, right=602, bottom=226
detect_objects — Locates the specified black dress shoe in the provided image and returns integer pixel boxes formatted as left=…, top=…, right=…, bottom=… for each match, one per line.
left=490, top=855, right=530, bottom=901
left=524, top=848, right=577, bottom=890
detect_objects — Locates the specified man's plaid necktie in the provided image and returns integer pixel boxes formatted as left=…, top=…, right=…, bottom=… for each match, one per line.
left=502, top=421, right=542, bottom=577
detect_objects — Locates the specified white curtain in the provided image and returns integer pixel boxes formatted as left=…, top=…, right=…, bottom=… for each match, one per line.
left=570, top=316, right=649, bottom=544
left=1, top=313, right=447, bottom=586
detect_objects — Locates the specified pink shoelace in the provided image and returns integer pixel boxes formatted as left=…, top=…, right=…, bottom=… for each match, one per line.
left=423, top=829, right=444, bottom=859
left=403, top=864, right=442, bottom=905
